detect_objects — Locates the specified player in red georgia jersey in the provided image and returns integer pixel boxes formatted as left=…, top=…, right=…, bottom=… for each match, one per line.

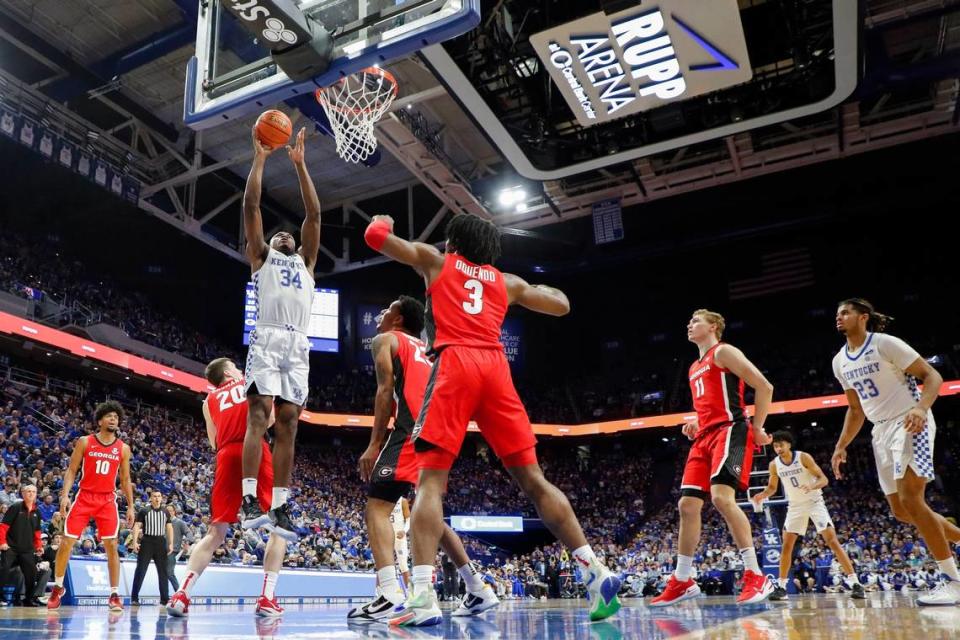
left=48, top=401, right=134, bottom=612
left=349, top=296, right=499, bottom=621
left=167, top=358, right=287, bottom=618
left=363, top=214, right=621, bottom=626
left=651, top=309, right=775, bottom=607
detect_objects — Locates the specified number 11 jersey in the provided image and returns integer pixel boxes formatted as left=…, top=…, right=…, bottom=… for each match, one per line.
left=424, top=253, right=508, bottom=353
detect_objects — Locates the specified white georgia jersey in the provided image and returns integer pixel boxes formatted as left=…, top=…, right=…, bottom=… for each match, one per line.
left=252, top=247, right=314, bottom=333
left=832, top=332, right=924, bottom=424
left=774, top=451, right=822, bottom=504
left=390, top=499, right=406, bottom=534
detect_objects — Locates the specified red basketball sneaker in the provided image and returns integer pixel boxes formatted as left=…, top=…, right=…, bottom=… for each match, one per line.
left=650, top=575, right=701, bottom=607
left=108, top=593, right=123, bottom=612
left=255, top=596, right=284, bottom=617
left=737, top=570, right=774, bottom=604
left=46, top=586, right=65, bottom=610
left=166, top=590, right=191, bottom=617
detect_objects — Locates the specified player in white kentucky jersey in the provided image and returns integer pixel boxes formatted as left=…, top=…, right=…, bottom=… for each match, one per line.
left=752, top=431, right=863, bottom=601
left=239, top=126, right=321, bottom=541
left=830, top=298, right=960, bottom=605
left=391, top=497, right=412, bottom=589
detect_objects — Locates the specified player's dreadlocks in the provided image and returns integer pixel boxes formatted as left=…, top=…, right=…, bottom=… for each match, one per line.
left=445, top=214, right=501, bottom=266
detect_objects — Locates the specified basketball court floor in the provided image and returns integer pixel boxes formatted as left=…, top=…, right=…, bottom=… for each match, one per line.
left=1, top=595, right=957, bottom=639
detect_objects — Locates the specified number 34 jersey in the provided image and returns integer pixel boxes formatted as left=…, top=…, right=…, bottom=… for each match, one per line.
left=424, top=253, right=508, bottom=353
left=832, top=332, right=924, bottom=424
left=252, top=247, right=314, bottom=334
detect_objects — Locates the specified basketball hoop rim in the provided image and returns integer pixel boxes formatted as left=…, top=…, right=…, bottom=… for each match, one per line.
left=315, top=67, right=399, bottom=116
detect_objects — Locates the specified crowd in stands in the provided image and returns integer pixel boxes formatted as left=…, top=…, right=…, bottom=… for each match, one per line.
left=0, top=232, right=238, bottom=365
left=1, top=352, right=958, bottom=602
left=3, top=228, right=958, bottom=427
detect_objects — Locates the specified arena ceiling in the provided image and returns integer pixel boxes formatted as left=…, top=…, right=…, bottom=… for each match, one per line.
left=0, top=0, right=958, bottom=273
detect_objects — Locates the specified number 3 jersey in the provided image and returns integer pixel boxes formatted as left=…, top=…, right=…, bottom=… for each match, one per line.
left=832, top=332, right=924, bottom=424
left=424, top=253, right=508, bottom=353
left=252, top=247, right=314, bottom=334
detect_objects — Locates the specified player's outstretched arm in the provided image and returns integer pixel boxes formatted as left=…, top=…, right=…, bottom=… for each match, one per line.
left=288, top=128, right=322, bottom=272
left=800, top=452, right=828, bottom=492
left=504, top=274, right=571, bottom=316
left=363, top=215, right=444, bottom=279
left=751, top=460, right=779, bottom=507
left=903, top=357, right=943, bottom=433
left=59, top=437, right=87, bottom=517
left=359, top=332, right=397, bottom=483
left=832, top=389, right=866, bottom=479
left=202, top=402, right=217, bottom=451
left=244, top=126, right=275, bottom=271
left=120, top=443, right=135, bottom=528
left=715, top=344, right=773, bottom=443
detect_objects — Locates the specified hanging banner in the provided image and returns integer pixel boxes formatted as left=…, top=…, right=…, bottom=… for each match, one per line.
left=356, top=304, right=383, bottom=366
left=500, top=316, right=524, bottom=372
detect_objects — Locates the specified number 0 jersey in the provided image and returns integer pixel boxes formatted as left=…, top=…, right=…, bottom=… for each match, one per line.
left=832, top=332, right=925, bottom=424
left=252, top=247, right=314, bottom=334
left=424, top=253, right=508, bottom=353
left=774, top=451, right=822, bottom=504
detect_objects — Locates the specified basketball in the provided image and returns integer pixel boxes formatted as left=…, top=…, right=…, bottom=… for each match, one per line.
left=254, top=110, right=292, bottom=148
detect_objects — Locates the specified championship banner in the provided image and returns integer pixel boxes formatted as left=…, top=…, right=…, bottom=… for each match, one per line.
left=356, top=304, right=383, bottom=366
left=530, top=0, right=752, bottom=126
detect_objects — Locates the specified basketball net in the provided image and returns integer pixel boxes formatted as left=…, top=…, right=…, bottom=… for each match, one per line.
left=315, top=67, right=398, bottom=164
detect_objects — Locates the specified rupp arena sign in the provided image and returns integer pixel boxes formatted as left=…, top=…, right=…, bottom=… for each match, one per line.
left=530, top=0, right=752, bottom=126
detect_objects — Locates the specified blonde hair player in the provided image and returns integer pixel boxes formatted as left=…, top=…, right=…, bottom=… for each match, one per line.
left=651, top=309, right=775, bottom=607
left=831, top=298, right=960, bottom=606
left=751, top=430, right=864, bottom=601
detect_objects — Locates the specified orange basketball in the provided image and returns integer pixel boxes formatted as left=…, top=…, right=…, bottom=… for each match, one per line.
left=254, top=110, right=292, bottom=148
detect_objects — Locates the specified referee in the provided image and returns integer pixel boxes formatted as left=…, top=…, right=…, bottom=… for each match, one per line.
left=130, top=491, right=173, bottom=605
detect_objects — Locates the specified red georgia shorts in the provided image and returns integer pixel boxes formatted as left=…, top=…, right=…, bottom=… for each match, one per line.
left=65, top=490, right=119, bottom=539
left=680, top=421, right=755, bottom=497
left=412, top=346, right=537, bottom=469
left=211, top=441, right=273, bottom=524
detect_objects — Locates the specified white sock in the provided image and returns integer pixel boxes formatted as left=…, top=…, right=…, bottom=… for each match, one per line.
left=181, top=570, right=201, bottom=596
left=846, top=573, right=861, bottom=586
left=262, top=571, right=279, bottom=600
left=272, top=487, right=289, bottom=509
left=242, top=478, right=257, bottom=499
left=937, top=557, right=960, bottom=582
left=778, top=578, right=788, bottom=589
left=412, top=565, right=433, bottom=597
left=458, top=562, right=485, bottom=592
left=572, top=545, right=598, bottom=572
left=740, top=547, right=760, bottom=574
left=377, top=566, right=401, bottom=599
left=675, top=555, right=694, bottom=581
left=55, top=576, right=64, bottom=588
left=111, top=586, right=119, bottom=596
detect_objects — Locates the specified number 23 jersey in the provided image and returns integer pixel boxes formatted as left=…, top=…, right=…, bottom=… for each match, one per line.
left=832, top=332, right=925, bottom=424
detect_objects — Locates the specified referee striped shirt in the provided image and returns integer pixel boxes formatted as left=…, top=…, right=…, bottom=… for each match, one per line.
left=137, top=507, right=169, bottom=538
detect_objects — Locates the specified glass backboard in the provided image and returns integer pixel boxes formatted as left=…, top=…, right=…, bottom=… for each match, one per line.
left=184, top=0, right=479, bottom=130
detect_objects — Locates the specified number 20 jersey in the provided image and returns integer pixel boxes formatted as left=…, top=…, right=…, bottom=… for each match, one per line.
left=205, top=377, right=249, bottom=450
left=424, top=253, right=508, bottom=353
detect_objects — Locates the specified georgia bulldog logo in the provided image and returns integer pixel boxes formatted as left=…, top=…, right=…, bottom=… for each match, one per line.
left=379, top=467, right=393, bottom=478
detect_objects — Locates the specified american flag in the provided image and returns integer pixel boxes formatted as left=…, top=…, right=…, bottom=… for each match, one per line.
left=728, top=248, right=815, bottom=301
